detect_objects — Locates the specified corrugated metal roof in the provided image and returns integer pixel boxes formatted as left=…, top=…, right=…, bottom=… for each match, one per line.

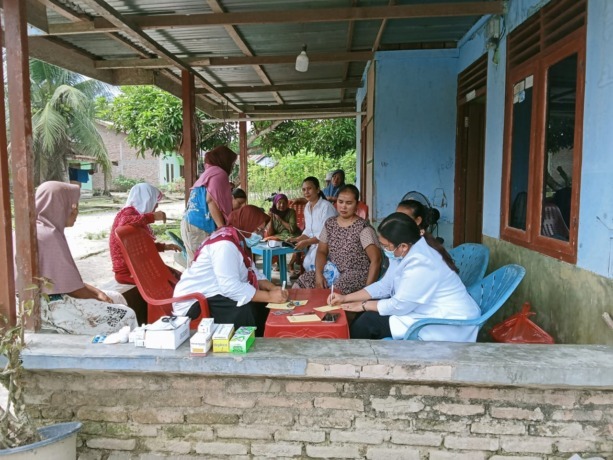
left=25, top=0, right=500, bottom=119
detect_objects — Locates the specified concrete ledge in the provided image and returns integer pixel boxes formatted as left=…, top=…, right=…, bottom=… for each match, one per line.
left=20, top=334, right=613, bottom=389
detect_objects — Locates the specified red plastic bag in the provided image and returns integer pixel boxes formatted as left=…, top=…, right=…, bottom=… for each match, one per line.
left=491, top=302, right=555, bottom=344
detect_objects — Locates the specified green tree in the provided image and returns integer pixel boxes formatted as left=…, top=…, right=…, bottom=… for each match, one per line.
left=252, top=118, right=356, bottom=160
left=105, top=86, right=236, bottom=158
left=29, top=60, right=112, bottom=185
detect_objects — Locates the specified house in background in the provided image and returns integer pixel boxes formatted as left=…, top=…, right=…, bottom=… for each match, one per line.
left=81, top=121, right=185, bottom=192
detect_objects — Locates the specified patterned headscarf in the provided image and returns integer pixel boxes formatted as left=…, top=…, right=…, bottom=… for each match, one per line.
left=270, top=194, right=289, bottom=218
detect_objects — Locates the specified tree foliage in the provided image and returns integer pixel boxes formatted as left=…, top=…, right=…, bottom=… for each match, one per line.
left=252, top=118, right=356, bottom=160
left=29, top=60, right=112, bottom=185
left=103, top=86, right=236, bottom=157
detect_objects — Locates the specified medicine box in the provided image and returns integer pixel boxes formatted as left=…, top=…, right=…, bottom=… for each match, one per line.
left=144, top=316, right=190, bottom=350
left=212, top=324, right=234, bottom=352
left=229, top=326, right=256, bottom=353
left=197, top=317, right=215, bottom=335
left=190, top=331, right=213, bottom=355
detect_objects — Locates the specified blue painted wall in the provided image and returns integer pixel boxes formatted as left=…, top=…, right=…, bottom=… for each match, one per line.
left=370, top=50, right=459, bottom=245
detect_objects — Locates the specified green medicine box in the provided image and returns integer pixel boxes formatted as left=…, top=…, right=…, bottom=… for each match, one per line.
left=229, top=326, right=256, bottom=353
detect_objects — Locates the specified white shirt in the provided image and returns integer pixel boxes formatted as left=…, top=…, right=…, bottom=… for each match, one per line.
left=302, top=197, right=338, bottom=269
left=366, top=238, right=480, bottom=341
left=172, top=240, right=267, bottom=315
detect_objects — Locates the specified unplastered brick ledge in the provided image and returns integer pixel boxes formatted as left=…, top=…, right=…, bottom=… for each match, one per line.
left=18, top=334, right=613, bottom=389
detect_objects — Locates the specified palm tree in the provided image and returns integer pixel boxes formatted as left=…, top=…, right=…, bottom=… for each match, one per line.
left=29, top=60, right=112, bottom=186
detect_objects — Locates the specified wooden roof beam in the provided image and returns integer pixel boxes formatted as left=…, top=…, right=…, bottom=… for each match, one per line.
left=46, top=2, right=505, bottom=35
left=213, top=80, right=363, bottom=94
left=95, top=51, right=373, bottom=69
left=76, top=0, right=242, bottom=113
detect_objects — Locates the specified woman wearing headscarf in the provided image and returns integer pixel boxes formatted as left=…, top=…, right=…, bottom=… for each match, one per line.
left=323, top=169, right=345, bottom=200
left=265, top=194, right=299, bottom=241
left=34, top=181, right=137, bottom=334
left=181, top=145, right=237, bottom=266
left=109, top=183, right=181, bottom=285
left=173, top=205, right=287, bottom=335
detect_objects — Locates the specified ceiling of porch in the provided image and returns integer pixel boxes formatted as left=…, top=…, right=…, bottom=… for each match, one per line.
left=16, top=0, right=503, bottom=120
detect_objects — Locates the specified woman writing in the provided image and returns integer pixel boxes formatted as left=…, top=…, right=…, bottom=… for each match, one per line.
left=109, top=182, right=180, bottom=284
left=173, top=205, right=287, bottom=335
left=266, top=194, right=299, bottom=241
left=35, top=181, right=137, bottom=334
left=288, top=176, right=337, bottom=273
left=181, top=146, right=237, bottom=266
left=329, top=213, right=479, bottom=341
left=295, top=185, right=381, bottom=294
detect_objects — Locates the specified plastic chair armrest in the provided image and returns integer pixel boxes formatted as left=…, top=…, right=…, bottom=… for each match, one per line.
left=146, top=292, right=210, bottom=317
left=404, top=317, right=483, bottom=340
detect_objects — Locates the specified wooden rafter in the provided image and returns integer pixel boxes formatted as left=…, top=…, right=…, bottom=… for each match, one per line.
left=214, top=80, right=363, bottom=94
left=76, top=0, right=243, bottom=113
left=340, top=0, right=357, bottom=102
left=46, top=2, right=505, bottom=35
left=94, top=51, right=374, bottom=69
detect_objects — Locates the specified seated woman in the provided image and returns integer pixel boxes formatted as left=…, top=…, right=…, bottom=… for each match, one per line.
left=35, top=181, right=137, bottom=334
left=109, top=183, right=180, bottom=285
left=330, top=213, right=480, bottom=341
left=323, top=169, right=345, bottom=201
left=288, top=177, right=338, bottom=274
left=182, top=146, right=236, bottom=266
left=266, top=194, right=299, bottom=241
left=172, top=205, right=287, bottom=335
left=295, top=185, right=381, bottom=294
left=232, top=188, right=248, bottom=210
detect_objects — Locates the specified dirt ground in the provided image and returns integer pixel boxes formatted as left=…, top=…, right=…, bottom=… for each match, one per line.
left=68, top=195, right=186, bottom=285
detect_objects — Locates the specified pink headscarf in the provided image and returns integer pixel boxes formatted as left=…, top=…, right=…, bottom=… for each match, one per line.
left=35, top=181, right=85, bottom=294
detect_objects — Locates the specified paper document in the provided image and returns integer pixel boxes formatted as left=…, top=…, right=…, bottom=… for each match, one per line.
left=314, top=305, right=341, bottom=312
left=287, top=314, right=321, bottom=323
left=266, top=300, right=308, bottom=310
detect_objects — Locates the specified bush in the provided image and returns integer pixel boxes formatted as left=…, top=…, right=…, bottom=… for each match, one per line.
left=159, top=177, right=185, bottom=194
left=112, top=175, right=145, bottom=192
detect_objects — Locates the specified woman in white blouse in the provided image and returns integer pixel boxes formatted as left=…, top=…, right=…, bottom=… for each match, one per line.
left=329, top=212, right=480, bottom=342
left=288, top=176, right=338, bottom=271
left=173, top=205, right=287, bottom=335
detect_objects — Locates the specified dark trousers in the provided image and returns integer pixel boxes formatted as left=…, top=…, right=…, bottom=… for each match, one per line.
left=189, top=295, right=268, bottom=337
left=350, top=311, right=392, bottom=339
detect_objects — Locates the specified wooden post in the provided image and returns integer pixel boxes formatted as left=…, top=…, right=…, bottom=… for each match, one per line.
left=5, top=0, right=40, bottom=330
left=181, top=70, right=197, bottom=204
left=239, top=114, right=248, bottom=193
left=0, top=28, right=16, bottom=327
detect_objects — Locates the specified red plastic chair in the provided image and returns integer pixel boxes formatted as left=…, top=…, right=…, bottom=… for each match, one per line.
left=356, top=201, right=369, bottom=220
left=115, top=225, right=209, bottom=328
left=289, top=197, right=307, bottom=231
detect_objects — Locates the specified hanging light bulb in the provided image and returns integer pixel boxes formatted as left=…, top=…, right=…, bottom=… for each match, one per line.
left=295, top=44, right=309, bottom=72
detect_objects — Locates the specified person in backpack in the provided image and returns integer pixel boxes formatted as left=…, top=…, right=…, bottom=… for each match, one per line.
left=181, top=146, right=237, bottom=266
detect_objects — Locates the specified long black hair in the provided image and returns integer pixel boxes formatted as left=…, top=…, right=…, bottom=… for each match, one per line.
left=303, top=176, right=326, bottom=200
left=378, top=212, right=458, bottom=272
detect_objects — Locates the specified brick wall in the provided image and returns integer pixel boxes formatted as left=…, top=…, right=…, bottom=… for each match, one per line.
left=92, top=123, right=160, bottom=191
left=25, top=371, right=612, bottom=459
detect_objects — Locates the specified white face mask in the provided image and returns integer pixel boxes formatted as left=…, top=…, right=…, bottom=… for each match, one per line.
left=237, top=228, right=263, bottom=248
left=383, top=246, right=403, bottom=261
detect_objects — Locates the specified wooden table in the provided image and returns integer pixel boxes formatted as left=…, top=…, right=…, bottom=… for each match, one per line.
left=263, top=288, right=349, bottom=339
left=250, top=243, right=300, bottom=283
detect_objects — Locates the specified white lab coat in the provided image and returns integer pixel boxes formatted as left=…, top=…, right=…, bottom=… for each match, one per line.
left=302, top=197, right=338, bottom=269
left=173, top=240, right=267, bottom=315
left=365, top=238, right=480, bottom=341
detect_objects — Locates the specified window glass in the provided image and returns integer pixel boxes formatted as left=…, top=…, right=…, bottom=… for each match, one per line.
left=508, top=79, right=533, bottom=231
left=541, top=54, right=577, bottom=241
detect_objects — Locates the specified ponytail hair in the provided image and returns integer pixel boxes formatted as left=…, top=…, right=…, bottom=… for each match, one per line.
left=379, top=212, right=458, bottom=273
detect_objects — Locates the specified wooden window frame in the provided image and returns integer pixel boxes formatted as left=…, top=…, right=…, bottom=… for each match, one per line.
left=500, top=29, right=585, bottom=263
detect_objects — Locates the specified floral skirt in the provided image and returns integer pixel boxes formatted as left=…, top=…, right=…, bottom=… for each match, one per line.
left=41, top=290, right=137, bottom=335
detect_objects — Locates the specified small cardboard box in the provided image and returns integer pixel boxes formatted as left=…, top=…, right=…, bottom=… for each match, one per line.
left=229, top=326, right=256, bottom=353
left=197, top=317, right=215, bottom=335
left=190, top=331, right=213, bottom=355
left=144, top=316, right=190, bottom=350
left=212, top=324, right=234, bottom=353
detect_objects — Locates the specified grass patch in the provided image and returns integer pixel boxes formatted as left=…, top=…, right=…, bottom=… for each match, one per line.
left=84, top=230, right=109, bottom=240
left=151, top=223, right=181, bottom=240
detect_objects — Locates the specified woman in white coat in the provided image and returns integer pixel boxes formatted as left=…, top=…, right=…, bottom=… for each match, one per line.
left=329, top=212, right=480, bottom=341
left=288, top=176, right=337, bottom=272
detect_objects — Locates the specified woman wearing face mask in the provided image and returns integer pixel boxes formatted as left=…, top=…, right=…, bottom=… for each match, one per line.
left=109, top=183, right=181, bottom=285
left=329, top=212, right=479, bottom=342
left=34, top=181, right=138, bottom=334
left=172, top=205, right=287, bottom=335
left=288, top=176, right=337, bottom=274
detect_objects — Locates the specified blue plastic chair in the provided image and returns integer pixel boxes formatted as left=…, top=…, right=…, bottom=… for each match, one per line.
left=449, top=243, right=490, bottom=288
left=401, top=264, right=526, bottom=341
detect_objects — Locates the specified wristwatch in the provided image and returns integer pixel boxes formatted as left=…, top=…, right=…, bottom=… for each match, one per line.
left=361, top=300, right=367, bottom=311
